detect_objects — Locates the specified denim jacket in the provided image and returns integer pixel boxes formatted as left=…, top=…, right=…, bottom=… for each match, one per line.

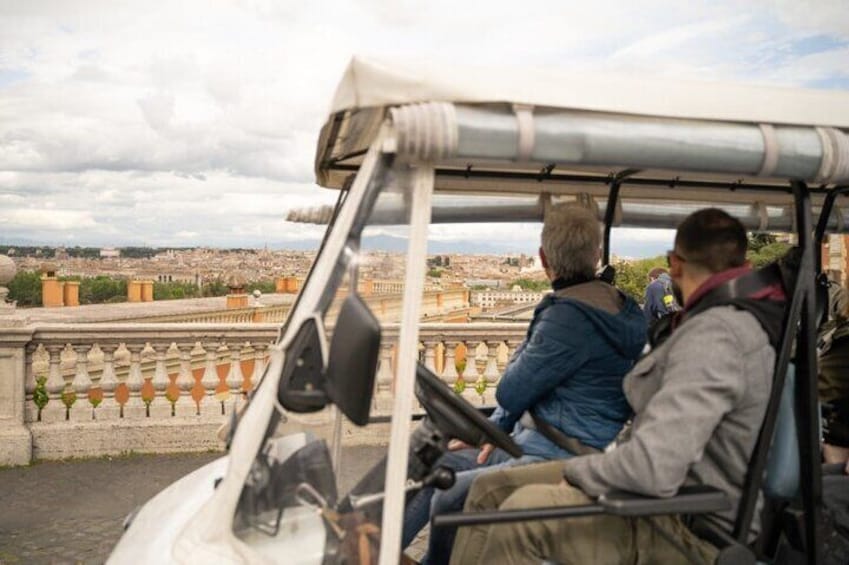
left=490, top=280, right=647, bottom=454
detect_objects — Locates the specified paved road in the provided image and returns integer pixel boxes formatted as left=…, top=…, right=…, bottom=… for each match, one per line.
left=0, top=446, right=386, bottom=564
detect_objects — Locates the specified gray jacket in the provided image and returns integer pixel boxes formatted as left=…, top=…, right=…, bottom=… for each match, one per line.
left=562, top=306, right=774, bottom=536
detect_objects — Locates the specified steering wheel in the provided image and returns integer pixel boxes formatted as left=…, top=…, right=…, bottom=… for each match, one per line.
left=415, top=363, right=522, bottom=458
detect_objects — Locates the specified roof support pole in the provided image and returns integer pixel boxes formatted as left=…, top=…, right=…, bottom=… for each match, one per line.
left=602, top=169, right=639, bottom=265
left=731, top=181, right=821, bottom=562
left=602, top=180, right=621, bottom=266
left=378, top=165, right=434, bottom=565
left=789, top=181, right=823, bottom=565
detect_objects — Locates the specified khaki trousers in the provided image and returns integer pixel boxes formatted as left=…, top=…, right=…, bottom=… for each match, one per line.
left=449, top=460, right=719, bottom=565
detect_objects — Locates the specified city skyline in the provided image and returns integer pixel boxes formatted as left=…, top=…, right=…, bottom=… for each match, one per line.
left=0, top=227, right=675, bottom=258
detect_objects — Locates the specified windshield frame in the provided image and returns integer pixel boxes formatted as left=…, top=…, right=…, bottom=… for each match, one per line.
left=172, top=124, right=397, bottom=561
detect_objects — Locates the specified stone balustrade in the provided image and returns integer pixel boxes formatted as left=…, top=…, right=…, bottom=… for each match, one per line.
left=0, top=322, right=527, bottom=465
left=132, top=303, right=292, bottom=324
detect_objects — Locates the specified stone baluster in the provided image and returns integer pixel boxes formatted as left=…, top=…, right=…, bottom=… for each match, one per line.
left=504, top=339, right=523, bottom=369
left=123, top=343, right=147, bottom=419
left=23, top=344, right=37, bottom=423
left=482, top=340, right=503, bottom=404
left=418, top=339, right=440, bottom=413
left=149, top=343, right=172, bottom=419
left=462, top=339, right=484, bottom=403
left=42, top=344, right=67, bottom=422
left=374, top=341, right=394, bottom=413
left=69, top=344, right=94, bottom=421
left=97, top=344, right=121, bottom=420
left=462, top=339, right=481, bottom=381
left=200, top=341, right=223, bottom=418
left=441, top=340, right=460, bottom=391
left=483, top=341, right=502, bottom=383
left=248, top=341, right=269, bottom=392
left=421, top=340, right=439, bottom=375
left=225, top=342, right=245, bottom=415
left=174, top=343, right=198, bottom=417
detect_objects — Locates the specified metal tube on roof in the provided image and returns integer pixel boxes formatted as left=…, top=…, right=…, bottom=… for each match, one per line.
left=389, top=103, right=849, bottom=184
left=286, top=194, right=849, bottom=233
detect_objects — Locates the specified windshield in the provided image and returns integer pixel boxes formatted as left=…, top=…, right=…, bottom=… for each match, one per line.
left=232, top=171, right=414, bottom=563
left=230, top=184, right=687, bottom=562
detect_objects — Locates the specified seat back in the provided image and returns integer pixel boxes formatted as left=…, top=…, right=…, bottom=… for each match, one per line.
left=763, top=364, right=799, bottom=500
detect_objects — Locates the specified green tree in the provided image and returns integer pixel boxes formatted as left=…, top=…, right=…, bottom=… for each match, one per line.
left=748, top=241, right=791, bottom=268
left=201, top=279, right=228, bottom=297
left=612, top=256, right=667, bottom=303
left=79, top=276, right=127, bottom=304
left=748, top=233, right=777, bottom=254
left=154, top=281, right=202, bottom=300
left=7, top=270, right=42, bottom=307
left=119, top=247, right=159, bottom=259
left=246, top=280, right=276, bottom=294
left=510, top=278, right=550, bottom=292
left=67, top=247, right=100, bottom=259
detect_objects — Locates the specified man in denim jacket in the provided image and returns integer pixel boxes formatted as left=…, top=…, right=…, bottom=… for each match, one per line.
left=402, top=204, right=646, bottom=563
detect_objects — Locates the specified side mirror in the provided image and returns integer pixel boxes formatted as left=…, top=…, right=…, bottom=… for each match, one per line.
left=277, top=295, right=381, bottom=424
left=277, top=317, right=329, bottom=413
left=325, top=295, right=381, bottom=426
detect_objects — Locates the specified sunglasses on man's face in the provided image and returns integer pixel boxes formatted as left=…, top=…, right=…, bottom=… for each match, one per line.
left=666, top=250, right=687, bottom=268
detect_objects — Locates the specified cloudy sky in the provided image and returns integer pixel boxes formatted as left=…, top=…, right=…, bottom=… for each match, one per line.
left=1, top=1, right=848, bottom=256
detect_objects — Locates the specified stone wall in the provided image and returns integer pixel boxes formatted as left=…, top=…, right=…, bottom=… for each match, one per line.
left=0, top=321, right=525, bottom=465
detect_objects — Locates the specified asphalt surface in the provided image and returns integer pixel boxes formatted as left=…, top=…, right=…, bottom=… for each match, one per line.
left=0, top=446, right=387, bottom=565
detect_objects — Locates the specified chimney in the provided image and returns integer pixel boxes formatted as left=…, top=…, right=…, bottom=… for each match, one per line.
left=141, top=280, right=154, bottom=302
left=62, top=281, right=80, bottom=307
left=40, top=262, right=64, bottom=307
left=226, top=273, right=248, bottom=309
left=127, top=280, right=143, bottom=302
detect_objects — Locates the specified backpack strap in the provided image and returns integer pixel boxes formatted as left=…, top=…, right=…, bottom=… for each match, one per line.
left=649, top=262, right=789, bottom=350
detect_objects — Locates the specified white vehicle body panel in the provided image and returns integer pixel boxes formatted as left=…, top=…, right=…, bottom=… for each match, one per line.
left=110, top=433, right=326, bottom=565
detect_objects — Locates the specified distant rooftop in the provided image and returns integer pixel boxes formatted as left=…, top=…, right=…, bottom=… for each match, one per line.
left=20, top=293, right=296, bottom=324
left=471, top=302, right=537, bottom=322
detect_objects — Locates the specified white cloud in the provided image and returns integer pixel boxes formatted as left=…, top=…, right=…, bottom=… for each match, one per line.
left=2, top=208, right=97, bottom=230
left=769, top=0, right=849, bottom=36
left=0, top=0, right=846, bottom=252
left=610, top=15, right=752, bottom=62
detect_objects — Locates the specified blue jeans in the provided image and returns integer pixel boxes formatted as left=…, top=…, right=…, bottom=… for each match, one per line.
left=402, top=429, right=573, bottom=564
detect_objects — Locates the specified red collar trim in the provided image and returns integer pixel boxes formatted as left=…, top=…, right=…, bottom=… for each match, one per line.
left=683, top=266, right=752, bottom=311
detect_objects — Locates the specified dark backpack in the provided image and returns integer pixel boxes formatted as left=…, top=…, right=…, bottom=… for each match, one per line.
left=648, top=258, right=792, bottom=350
left=660, top=277, right=682, bottom=313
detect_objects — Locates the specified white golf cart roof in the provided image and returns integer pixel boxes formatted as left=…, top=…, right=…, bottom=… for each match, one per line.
left=310, top=57, right=849, bottom=232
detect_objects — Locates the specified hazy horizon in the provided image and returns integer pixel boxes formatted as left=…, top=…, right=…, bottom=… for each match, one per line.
left=1, top=226, right=674, bottom=259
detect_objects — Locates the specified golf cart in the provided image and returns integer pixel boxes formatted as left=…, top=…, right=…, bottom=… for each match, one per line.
left=110, top=57, right=849, bottom=564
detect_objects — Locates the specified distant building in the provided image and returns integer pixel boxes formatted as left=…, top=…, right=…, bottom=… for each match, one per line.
left=471, top=289, right=546, bottom=309
left=466, top=278, right=502, bottom=289
left=823, top=234, right=849, bottom=286
left=100, top=248, right=121, bottom=259
left=153, top=249, right=178, bottom=261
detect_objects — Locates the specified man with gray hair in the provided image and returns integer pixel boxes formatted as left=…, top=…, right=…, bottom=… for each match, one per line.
left=402, top=204, right=647, bottom=563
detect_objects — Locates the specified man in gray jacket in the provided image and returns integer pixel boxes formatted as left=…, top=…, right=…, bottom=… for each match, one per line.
left=449, top=209, right=785, bottom=565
